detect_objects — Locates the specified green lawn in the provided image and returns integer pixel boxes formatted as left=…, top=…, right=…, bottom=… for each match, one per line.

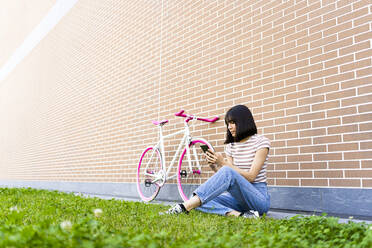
left=0, top=187, right=371, bottom=247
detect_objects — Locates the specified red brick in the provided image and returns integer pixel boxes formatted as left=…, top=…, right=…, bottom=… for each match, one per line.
left=326, top=89, right=356, bottom=101
left=312, top=100, right=340, bottom=112
left=314, top=153, right=343, bottom=161
left=311, top=67, right=339, bottom=80
left=324, top=21, right=353, bottom=37
left=328, top=124, right=359, bottom=134
left=276, top=179, right=300, bottom=186
left=297, top=48, right=323, bottom=61
left=270, top=155, right=286, bottom=163
left=324, top=5, right=351, bottom=21
left=298, top=63, right=323, bottom=76
left=275, top=147, right=299, bottom=155
left=312, top=51, right=339, bottom=66
left=324, top=37, right=353, bottom=53
left=275, top=163, right=299, bottom=171
left=288, top=171, right=313, bottom=178
left=362, top=161, right=372, bottom=168
left=327, top=107, right=357, bottom=118
left=342, top=95, right=372, bottom=107
left=298, top=79, right=323, bottom=91
left=325, top=71, right=354, bottom=84
left=313, top=135, right=342, bottom=144
left=301, top=179, right=328, bottom=187
left=300, top=162, right=327, bottom=170
left=287, top=138, right=312, bottom=147
left=329, top=161, right=360, bottom=169
left=325, top=54, right=354, bottom=69
left=275, top=99, right=297, bottom=111
left=299, top=95, right=325, bottom=106
left=357, top=84, right=372, bottom=95
left=299, top=111, right=325, bottom=122
left=267, top=171, right=286, bottom=178
left=339, top=23, right=370, bottom=40
left=357, top=66, right=372, bottom=77
left=340, top=58, right=371, bottom=73
left=330, top=179, right=361, bottom=187
left=343, top=113, right=372, bottom=124
left=340, top=40, right=370, bottom=56
left=337, top=7, right=368, bottom=23
left=287, top=154, right=313, bottom=162
left=328, top=143, right=359, bottom=152
left=314, top=118, right=341, bottom=128
left=344, top=151, right=372, bottom=160
left=286, top=106, right=310, bottom=116
left=286, top=122, right=311, bottom=131
left=286, top=90, right=311, bottom=101
left=300, top=145, right=327, bottom=153
left=275, top=131, right=298, bottom=140
left=362, top=180, right=372, bottom=187
left=345, top=170, right=372, bottom=178
left=360, top=122, right=372, bottom=131
left=355, top=30, right=372, bottom=43
left=315, top=170, right=343, bottom=178
left=355, top=49, right=372, bottom=60
left=275, top=116, right=297, bottom=125
left=300, top=128, right=326, bottom=138
left=310, top=34, right=337, bottom=50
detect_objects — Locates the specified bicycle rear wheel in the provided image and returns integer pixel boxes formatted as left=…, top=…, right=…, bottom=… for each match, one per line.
left=137, top=147, right=162, bottom=202
left=177, top=139, right=214, bottom=201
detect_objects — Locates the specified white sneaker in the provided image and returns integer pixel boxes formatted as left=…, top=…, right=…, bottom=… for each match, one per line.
left=159, top=204, right=188, bottom=215
left=241, top=210, right=260, bottom=219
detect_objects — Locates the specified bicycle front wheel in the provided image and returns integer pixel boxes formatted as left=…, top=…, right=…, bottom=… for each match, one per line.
left=137, top=147, right=162, bottom=202
left=177, top=139, right=215, bottom=201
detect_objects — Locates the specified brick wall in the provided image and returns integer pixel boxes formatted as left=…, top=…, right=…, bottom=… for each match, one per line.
left=0, top=0, right=371, bottom=190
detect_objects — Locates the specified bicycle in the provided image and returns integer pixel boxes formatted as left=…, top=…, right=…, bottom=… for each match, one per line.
left=136, top=110, right=219, bottom=202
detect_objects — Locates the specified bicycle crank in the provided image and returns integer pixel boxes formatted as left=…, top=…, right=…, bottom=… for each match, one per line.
left=145, top=179, right=152, bottom=187
left=180, top=170, right=187, bottom=178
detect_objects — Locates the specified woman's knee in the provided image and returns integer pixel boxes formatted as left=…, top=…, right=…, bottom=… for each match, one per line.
left=218, top=166, right=235, bottom=175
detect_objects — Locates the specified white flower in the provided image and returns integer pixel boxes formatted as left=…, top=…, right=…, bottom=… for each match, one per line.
left=60, top=220, right=72, bottom=231
left=369, top=226, right=372, bottom=230
left=349, top=216, right=354, bottom=220
left=94, top=208, right=103, bottom=218
left=9, top=206, right=19, bottom=212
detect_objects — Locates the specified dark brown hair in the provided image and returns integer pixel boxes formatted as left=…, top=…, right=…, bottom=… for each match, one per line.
left=224, top=105, right=257, bottom=144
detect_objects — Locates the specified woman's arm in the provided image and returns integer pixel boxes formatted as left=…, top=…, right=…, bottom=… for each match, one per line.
left=206, top=148, right=269, bottom=182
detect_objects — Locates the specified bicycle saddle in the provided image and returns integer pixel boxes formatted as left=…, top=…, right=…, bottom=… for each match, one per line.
left=152, top=120, right=169, bottom=126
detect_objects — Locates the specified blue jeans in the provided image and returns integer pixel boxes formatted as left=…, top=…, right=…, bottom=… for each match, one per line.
left=194, top=166, right=270, bottom=216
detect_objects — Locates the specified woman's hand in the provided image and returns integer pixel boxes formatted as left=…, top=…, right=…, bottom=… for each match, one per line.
left=205, top=150, right=224, bottom=167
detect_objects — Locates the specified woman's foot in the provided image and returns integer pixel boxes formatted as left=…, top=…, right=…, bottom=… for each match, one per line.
left=160, top=203, right=188, bottom=215
left=240, top=210, right=260, bottom=218
left=227, top=210, right=260, bottom=218
left=226, top=210, right=241, bottom=217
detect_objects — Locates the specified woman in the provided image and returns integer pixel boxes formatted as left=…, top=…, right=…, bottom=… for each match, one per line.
left=163, top=105, right=270, bottom=218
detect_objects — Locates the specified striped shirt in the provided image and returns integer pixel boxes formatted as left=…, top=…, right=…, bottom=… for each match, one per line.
left=225, top=134, right=270, bottom=183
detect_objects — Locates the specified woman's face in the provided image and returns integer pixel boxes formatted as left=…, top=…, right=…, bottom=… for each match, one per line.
left=227, top=121, right=236, bottom=137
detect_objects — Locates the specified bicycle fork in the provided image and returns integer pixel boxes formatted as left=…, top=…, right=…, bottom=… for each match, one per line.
left=180, top=140, right=201, bottom=178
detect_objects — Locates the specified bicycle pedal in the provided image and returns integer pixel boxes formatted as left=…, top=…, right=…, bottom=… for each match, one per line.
left=145, top=179, right=152, bottom=187
left=180, top=170, right=187, bottom=178
left=192, top=170, right=201, bottom=175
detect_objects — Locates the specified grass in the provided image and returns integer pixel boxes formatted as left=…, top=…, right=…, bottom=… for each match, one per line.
left=0, top=187, right=371, bottom=248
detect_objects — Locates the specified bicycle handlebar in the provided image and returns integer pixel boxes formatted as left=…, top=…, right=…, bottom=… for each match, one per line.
left=175, top=110, right=219, bottom=123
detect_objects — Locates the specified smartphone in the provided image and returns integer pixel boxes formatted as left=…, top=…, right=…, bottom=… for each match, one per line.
left=200, top=145, right=210, bottom=153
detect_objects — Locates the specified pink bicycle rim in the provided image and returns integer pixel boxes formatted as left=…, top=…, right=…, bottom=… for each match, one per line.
left=177, top=139, right=212, bottom=201
left=137, top=147, right=160, bottom=202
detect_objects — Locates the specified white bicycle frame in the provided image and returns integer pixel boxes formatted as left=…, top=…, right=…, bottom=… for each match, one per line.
left=145, top=116, right=204, bottom=185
